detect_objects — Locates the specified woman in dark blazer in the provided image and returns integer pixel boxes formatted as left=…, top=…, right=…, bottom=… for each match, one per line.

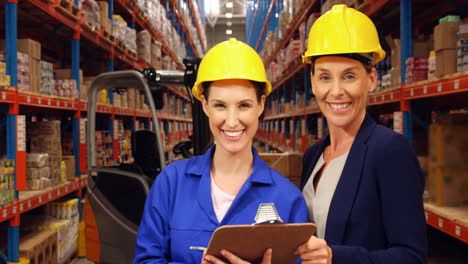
left=294, top=5, right=427, bottom=264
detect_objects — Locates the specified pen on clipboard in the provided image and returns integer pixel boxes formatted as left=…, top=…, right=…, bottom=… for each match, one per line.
left=190, top=246, right=207, bottom=252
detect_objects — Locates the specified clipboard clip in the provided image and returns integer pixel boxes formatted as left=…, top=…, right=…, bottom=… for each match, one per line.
left=253, top=203, right=284, bottom=224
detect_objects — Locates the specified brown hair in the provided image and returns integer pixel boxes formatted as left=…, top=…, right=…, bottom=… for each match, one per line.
left=201, top=80, right=266, bottom=102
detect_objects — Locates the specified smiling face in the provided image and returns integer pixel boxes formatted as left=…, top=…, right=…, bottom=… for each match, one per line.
left=311, top=56, right=377, bottom=131
left=202, top=79, right=266, bottom=155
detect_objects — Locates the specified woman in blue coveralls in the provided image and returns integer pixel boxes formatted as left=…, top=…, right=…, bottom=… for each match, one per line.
left=294, top=5, right=428, bottom=264
left=133, top=38, right=309, bottom=264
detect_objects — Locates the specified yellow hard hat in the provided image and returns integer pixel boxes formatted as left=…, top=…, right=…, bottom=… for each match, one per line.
left=192, top=38, right=272, bottom=101
left=302, top=4, right=386, bottom=64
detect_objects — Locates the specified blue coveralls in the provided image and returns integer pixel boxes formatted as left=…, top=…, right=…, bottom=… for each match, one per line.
left=134, top=145, right=309, bottom=263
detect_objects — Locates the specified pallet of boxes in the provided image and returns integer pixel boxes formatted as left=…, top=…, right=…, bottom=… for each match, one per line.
left=21, top=198, right=80, bottom=264
left=28, top=120, right=63, bottom=187
left=426, top=114, right=468, bottom=207
left=434, top=16, right=468, bottom=77
left=259, top=152, right=303, bottom=188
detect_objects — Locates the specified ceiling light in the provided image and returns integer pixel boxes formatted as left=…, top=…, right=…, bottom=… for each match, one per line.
left=225, top=13, right=233, bottom=18
left=226, top=29, right=233, bottom=35
left=226, top=2, right=233, bottom=8
left=227, top=21, right=232, bottom=26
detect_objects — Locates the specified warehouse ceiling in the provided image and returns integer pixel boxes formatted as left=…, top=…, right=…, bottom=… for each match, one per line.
left=205, top=0, right=247, bottom=49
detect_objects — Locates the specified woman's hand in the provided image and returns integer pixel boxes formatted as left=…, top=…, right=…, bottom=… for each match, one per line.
left=295, top=236, right=332, bottom=264
left=202, top=248, right=272, bottom=264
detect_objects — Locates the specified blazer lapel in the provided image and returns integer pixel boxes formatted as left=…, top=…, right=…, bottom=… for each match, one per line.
left=302, top=137, right=330, bottom=189
left=325, top=114, right=376, bottom=244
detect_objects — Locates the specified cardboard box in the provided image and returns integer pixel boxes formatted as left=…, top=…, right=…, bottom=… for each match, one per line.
left=426, top=165, right=468, bottom=206
left=429, top=124, right=468, bottom=168
left=54, top=69, right=83, bottom=86
left=258, top=152, right=303, bottom=178
left=96, top=1, right=108, bottom=22
left=434, top=22, right=460, bottom=51
left=435, top=49, right=457, bottom=77
left=0, top=39, right=41, bottom=59
left=101, top=17, right=112, bottom=33
left=62, top=156, right=76, bottom=181
left=413, top=39, right=431, bottom=58
left=389, top=65, right=401, bottom=87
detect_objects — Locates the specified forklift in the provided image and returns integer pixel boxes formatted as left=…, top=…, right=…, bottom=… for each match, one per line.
left=85, top=59, right=210, bottom=263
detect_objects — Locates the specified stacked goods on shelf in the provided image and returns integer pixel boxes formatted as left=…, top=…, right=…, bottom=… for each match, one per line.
left=95, top=130, right=114, bottom=167
left=28, top=121, right=63, bottom=186
left=137, top=30, right=151, bottom=62
left=427, top=115, right=468, bottom=206
left=189, top=0, right=207, bottom=49
left=457, top=24, right=468, bottom=72
left=40, top=61, right=54, bottom=95
left=53, top=69, right=81, bottom=98
left=1, top=39, right=41, bottom=92
left=112, top=15, right=137, bottom=54
left=19, top=230, right=58, bottom=264
left=62, top=156, right=76, bottom=181
left=161, top=91, right=191, bottom=118
left=434, top=16, right=460, bottom=77
left=96, top=1, right=112, bottom=33
left=0, top=62, right=9, bottom=87
left=0, top=159, right=15, bottom=207
left=118, top=129, right=132, bottom=163
left=81, top=76, right=95, bottom=100
left=258, top=152, right=303, bottom=188
left=22, top=198, right=79, bottom=263
left=405, top=57, right=428, bottom=83
left=179, top=1, right=203, bottom=56
left=428, top=51, right=436, bottom=80
left=380, top=72, right=391, bottom=90
left=151, top=41, right=162, bottom=68
left=4, top=52, right=29, bottom=91
left=26, top=153, right=51, bottom=191
left=385, top=35, right=401, bottom=88
left=81, top=0, right=101, bottom=30
left=0, top=61, right=10, bottom=86
left=134, top=0, right=185, bottom=65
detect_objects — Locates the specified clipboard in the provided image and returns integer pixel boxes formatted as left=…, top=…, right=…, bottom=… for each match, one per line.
left=205, top=223, right=316, bottom=264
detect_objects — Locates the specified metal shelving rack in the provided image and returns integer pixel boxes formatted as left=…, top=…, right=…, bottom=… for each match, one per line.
left=249, top=0, right=468, bottom=245
left=0, top=0, right=204, bottom=262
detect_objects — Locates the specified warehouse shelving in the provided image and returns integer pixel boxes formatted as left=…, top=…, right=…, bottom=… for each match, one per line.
left=1, top=0, right=203, bottom=262
left=250, top=0, right=468, bottom=245
left=0, top=175, right=87, bottom=223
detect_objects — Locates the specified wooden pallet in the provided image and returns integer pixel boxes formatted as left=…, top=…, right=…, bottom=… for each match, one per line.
left=100, top=28, right=115, bottom=45
left=128, top=50, right=137, bottom=60
left=347, top=0, right=370, bottom=11
left=20, top=230, right=58, bottom=264
left=55, top=0, right=80, bottom=21
left=81, top=22, right=96, bottom=33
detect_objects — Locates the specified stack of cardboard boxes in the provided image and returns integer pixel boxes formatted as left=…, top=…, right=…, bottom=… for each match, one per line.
left=259, top=152, right=303, bottom=188
left=427, top=122, right=468, bottom=206
left=137, top=30, right=152, bottom=62
left=385, top=36, right=401, bottom=88
left=96, top=1, right=112, bottom=34
left=434, top=21, right=459, bottom=77
left=26, top=153, right=51, bottom=190
left=29, top=121, right=62, bottom=186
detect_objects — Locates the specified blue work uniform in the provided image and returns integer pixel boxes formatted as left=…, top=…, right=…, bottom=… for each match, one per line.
left=134, top=145, right=309, bottom=264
